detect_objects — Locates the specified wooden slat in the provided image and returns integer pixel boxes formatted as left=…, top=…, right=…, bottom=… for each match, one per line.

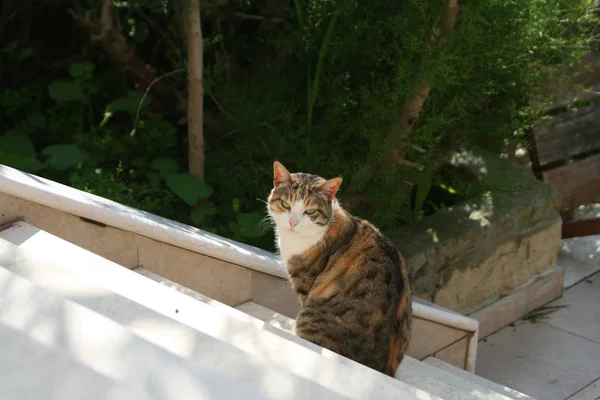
left=542, top=153, right=600, bottom=212
left=533, top=103, right=600, bottom=167
left=562, top=218, right=600, bottom=239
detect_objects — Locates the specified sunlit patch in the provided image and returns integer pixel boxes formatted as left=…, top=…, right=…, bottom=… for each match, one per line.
left=426, top=228, right=439, bottom=243
left=468, top=192, right=494, bottom=227
left=450, top=151, right=488, bottom=175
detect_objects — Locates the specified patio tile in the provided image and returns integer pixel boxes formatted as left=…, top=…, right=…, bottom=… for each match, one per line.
left=568, top=377, right=600, bottom=400
left=544, top=271, right=600, bottom=344
left=476, top=321, right=600, bottom=400
left=558, top=243, right=600, bottom=288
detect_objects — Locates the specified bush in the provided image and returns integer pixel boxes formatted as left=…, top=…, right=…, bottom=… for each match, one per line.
left=0, top=0, right=596, bottom=251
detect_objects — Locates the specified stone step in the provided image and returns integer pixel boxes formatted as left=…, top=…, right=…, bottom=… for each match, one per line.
left=0, top=221, right=439, bottom=400
left=423, top=357, right=534, bottom=400
left=234, top=301, right=515, bottom=400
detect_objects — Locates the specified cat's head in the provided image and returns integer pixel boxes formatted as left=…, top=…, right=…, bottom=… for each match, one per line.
left=267, top=161, right=342, bottom=237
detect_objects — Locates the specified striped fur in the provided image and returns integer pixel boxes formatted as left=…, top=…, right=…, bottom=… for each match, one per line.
left=267, top=162, right=412, bottom=376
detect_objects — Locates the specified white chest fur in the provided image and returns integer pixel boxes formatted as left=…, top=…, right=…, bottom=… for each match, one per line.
left=276, top=228, right=325, bottom=263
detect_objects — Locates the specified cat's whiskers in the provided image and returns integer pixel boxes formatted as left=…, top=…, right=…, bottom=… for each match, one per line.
left=258, top=214, right=274, bottom=234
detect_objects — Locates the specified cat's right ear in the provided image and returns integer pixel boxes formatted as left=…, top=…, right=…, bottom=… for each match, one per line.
left=273, top=161, right=292, bottom=187
left=317, top=177, right=342, bottom=199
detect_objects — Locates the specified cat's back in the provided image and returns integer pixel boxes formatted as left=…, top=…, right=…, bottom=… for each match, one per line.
left=296, top=214, right=412, bottom=376
left=311, top=216, right=407, bottom=298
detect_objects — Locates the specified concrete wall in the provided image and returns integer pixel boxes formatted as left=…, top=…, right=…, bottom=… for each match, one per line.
left=387, top=149, right=562, bottom=314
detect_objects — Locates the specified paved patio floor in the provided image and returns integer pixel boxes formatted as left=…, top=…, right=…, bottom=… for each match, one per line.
left=476, top=205, right=600, bottom=400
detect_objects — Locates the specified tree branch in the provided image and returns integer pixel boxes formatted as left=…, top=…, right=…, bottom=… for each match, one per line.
left=235, top=13, right=284, bottom=23
left=69, top=1, right=184, bottom=112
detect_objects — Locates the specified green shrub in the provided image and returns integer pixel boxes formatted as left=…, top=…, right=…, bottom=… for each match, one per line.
left=0, top=0, right=596, bottom=252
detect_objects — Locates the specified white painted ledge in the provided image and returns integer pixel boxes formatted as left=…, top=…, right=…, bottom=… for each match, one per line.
left=0, top=164, right=287, bottom=278
left=412, top=297, right=479, bottom=372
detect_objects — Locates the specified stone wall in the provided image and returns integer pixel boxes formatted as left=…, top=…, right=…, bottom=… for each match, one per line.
left=387, top=149, right=562, bottom=314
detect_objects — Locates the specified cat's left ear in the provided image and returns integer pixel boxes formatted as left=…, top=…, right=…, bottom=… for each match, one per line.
left=273, top=161, right=293, bottom=187
left=318, top=177, right=342, bottom=199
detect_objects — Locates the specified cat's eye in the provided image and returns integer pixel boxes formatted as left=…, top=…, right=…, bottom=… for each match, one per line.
left=305, top=209, right=317, bottom=215
left=281, top=200, right=291, bottom=209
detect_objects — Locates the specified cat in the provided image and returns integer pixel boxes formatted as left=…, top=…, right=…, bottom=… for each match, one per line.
left=267, top=161, right=412, bottom=377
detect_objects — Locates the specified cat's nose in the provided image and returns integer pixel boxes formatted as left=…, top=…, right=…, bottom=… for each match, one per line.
left=289, top=218, right=299, bottom=228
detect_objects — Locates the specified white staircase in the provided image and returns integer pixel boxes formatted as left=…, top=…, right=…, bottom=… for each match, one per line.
left=0, top=221, right=534, bottom=399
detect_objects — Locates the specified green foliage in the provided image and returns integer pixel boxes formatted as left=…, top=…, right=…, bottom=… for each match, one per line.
left=48, top=61, right=96, bottom=103
left=42, top=144, right=86, bottom=171
left=0, top=0, right=596, bottom=252
left=233, top=213, right=267, bottom=239
left=0, top=134, right=44, bottom=172
left=48, top=80, right=86, bottom=103
left=166, top=173, right=213, bottom=205
left=101, top=91, right=151, bottom=126
left=151, top=157, right=179, bottom=176
left=191, top=203, right=218, bottom=224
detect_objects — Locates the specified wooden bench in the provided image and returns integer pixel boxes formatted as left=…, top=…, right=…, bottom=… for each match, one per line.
left=529, top=51, right=600, bottom=239
left=530, top=102, right=600, bottom=238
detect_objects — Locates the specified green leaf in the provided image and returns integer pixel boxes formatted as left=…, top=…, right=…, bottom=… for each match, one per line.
left=144, top=171, right=161, bottom=189
left=232, top=198, right=241, bottom=212
left=166, top=173, right=213, bottom=206
left=68, top=61, right=96, bottom=79
left=0, top=134, right=44, bottom=172
left=0, top=134, right=36, bottom=158
left=101, top=91, right=151, bottom=126
left=413, top=174, right=433, bottom=220
left=48, top=80, right=86, bottom=103
left=190, top=208, right=205, bottom=225
left=41, top=144, right=86, bottom=171
left=151, top=157, right=179, bottom=176
left=193, top=202, right=217, bottom=217
left=107, top=91, right=151, bottom=114
left=2, top=40, right=18, bottom=53
left=27, top=112, right=47, bottom=129
left=18, top=47, right=33, bottom=60
left=0, top=151, right=44, bottom=172
left=236, top=212, right=266, bottom=238
left=229, top=221, right=240, bottom=233
left=190, top=203, right=216, bottom=225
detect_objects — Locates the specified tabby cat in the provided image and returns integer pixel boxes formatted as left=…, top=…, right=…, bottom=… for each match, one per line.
left=267, top=161, right=412, bottom=376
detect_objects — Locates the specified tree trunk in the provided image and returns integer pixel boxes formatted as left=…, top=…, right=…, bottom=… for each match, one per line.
left=379, top=0, right=460, bottom=172
left=186, top=0, right=205, bottom=179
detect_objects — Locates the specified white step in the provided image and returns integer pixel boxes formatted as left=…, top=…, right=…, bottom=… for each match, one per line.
left=398, top=357, right=515, bottom=400
left=234, top=302, right=515, bottom=400
left=235, top=301, right=296, bottom=335
left=133, top=267, right=302, bottom=343
left=423, top=357, right=534, bottom=399
left=0, top=221, right=439, bottom=400
left=135, top=275, right=505, bottom=400
left=0, top=263, right=268, bottom=400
